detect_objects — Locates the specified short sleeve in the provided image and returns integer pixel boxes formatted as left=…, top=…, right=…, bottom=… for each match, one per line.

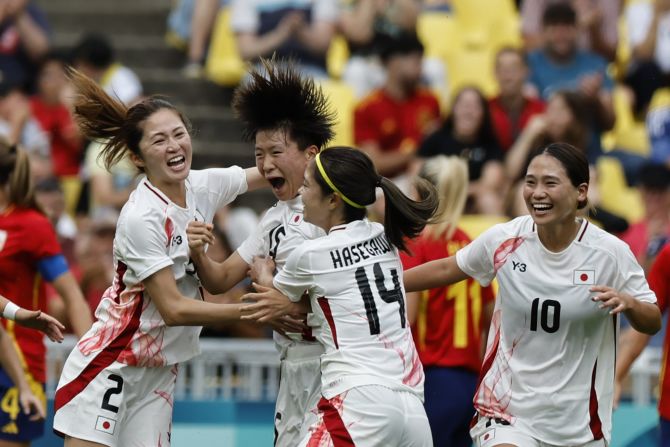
left=648, top=245, right=670, bottom=311
left=231, top=0, right=258, bottom=32
left=188, top=167, right=248, bottom=222
left=117, top=212, right=174, bottom=282
left=273, top=246, right=314, bottom=302
left=455, top=225, right=503, bottom=287
left=614, top=239, right=657, bottom=304
left=236, top=224, right=266, bottom=265
left=29, top=215, right=62, bottom=260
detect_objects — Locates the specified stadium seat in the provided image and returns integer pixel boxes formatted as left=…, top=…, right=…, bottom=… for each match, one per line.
left=326, top=35, right=349, bottom=80
left=417, top=12, right=457, bottom=62
left=205, top=7, right=246, bottom=87
left=318, top=79, right=355, bottom=147
left=596, top=156, right=644, bottom=223
left=602, top=85, right=650, bottom=156
left=458, top=214, right=508, bottom=239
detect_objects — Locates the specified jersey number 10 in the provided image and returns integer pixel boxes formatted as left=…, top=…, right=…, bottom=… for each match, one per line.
left=355, top=262, right=406, bottom=335
left=530, top=298, right=561, bottom=333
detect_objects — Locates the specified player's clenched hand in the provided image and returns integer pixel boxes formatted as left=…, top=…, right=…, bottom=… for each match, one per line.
left=19, top=386, right=45, bottom=421
left=15, top=309, right=65, bottom=342
left=591, top=285, right=634, bottom=314
left=240, top=283, right=299, bottom=323
left=186, top=221, right=215, bottom=254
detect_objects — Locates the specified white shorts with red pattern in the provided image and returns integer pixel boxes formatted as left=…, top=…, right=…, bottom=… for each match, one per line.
left=53, top=347, right=177, bottom=447
left=299, top=385, right=432, bottom=447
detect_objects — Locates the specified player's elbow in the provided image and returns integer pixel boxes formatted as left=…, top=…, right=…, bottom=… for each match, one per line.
left=632, top=305, right=662, bottom=335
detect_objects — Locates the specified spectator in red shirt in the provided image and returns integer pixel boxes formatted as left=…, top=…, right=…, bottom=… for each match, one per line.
left=489, top=47, right=546, bottom=152
left=30, top=52, right=83, bottom=209
left=354, top=32, right=440, bottom=182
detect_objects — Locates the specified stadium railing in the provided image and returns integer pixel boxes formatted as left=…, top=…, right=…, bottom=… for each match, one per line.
left=45, top=336, right=280, bottom=401
left=45, top=336, right=660, bottom=405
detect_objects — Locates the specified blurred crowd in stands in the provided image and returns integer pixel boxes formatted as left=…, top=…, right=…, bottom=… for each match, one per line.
left=4, top=0, right=670, bottom=338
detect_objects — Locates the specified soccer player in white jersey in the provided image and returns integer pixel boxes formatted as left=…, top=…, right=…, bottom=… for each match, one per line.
left=240, top=147, right=438, bottom=446
left=185, top=59, right=337, bottom=446
left=52, top=69, right=266, bottom=447
left=403, top=142, right=662, bottom=447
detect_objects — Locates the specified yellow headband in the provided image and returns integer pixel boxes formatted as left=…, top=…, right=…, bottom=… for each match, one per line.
left=314, top=152, right=365, bottom=209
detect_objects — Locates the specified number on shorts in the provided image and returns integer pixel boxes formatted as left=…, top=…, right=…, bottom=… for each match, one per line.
left=0, top=387, right=19, bottom=420
left=355, top=262, right=405, bottom=335
left=101, top=374, right=123, bottom=413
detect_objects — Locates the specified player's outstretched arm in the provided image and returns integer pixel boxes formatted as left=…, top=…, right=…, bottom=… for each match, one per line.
left=144, top=267, right=244, bottom=326
left=0, top=296, right=65, bottom=342
left=240, top=283, right=309, bottom=324
left=186, top=222, right=250, bottom=295
left=51, top=271, right=93, bottom=338
left=0, top=327, right=46, bottom=420
left=614, top=327, right=652, bottom=407
left=403, top=256, right=469, bottom=292
left=244, top=167, right=269, bottom=191
left=591, top=286, right=661, bottom=334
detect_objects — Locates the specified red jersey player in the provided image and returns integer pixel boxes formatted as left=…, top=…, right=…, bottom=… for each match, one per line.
left=401, top=155, right=495, bottom=447
left=0, top=139, right=88, bottom=445
left=616, top=242, right=670, bottom=445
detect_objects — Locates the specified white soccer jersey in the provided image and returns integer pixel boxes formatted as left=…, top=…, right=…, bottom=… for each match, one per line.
left=273, top=220, right=424, bottom=400
left=75, top=167, right=248, bottom=367
left=456, top=215, right=657, bottom=445
left=237, top=196, right=325, bottom=349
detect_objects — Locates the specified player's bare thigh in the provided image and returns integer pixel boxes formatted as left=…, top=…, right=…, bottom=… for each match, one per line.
left=64, top=436, right=108, bottom=447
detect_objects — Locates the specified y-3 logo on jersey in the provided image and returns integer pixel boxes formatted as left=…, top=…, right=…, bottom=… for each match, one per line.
left=512, top=260, right=526, bottom=272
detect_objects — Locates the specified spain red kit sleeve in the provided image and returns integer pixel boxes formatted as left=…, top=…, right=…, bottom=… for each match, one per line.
left=649, top=244, right=670, bottom=312
left=29, top=213, right=63, bottom=259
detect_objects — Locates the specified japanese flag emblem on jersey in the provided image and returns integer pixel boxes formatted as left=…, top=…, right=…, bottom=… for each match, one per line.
left=289, top=212, right=303, bottom=226
left=479, top=429, right=495, bottom=445
left=573, top=269, right=595, bottom=285
left=95, top=416, right=116, bottom=435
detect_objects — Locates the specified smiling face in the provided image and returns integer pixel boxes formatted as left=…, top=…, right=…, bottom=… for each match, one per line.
left=523, top=154, right=587, bottom=227
left=134, top=108, right=192, bottom=189
left=254, top=129, right=316, bottom=201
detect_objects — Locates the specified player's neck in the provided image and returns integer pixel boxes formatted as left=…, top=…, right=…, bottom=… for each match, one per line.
left=537, top=218, right=582, bottom=252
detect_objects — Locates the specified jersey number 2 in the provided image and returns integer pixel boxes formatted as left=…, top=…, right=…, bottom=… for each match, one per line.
left=101, top=374, right=124, bottom=413
left=355, top=262, right=406, bottom=335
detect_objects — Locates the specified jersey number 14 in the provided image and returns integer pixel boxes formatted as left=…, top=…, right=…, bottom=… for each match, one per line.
left=355, top=262, right=406, bottom=335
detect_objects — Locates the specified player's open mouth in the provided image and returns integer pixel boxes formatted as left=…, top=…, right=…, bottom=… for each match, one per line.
left=533, top=203, right=553, bottom=213
left=268, top=177, right=285, bottom=190
left=167, top=155, right=186, bottom=170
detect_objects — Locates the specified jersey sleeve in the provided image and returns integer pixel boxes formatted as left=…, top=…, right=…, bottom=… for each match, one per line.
left=29, top=214, right=63, bottom=260
left=236, top=218, right=267, bottom=265
left=273, top=245, right=314, bottom=302
left=192, top=167, right=248, bottom=219
left=649, top=245, right=670, bottom=312
left=455, top=224, right=505, bottom=287
left=614, top=239, right=657, bottom=304
left=117, top=211, right=174, bottom=282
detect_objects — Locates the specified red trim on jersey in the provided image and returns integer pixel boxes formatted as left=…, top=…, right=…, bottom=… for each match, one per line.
left=316, top=397, right=355, bottom=446
left=144, top=182, right=168, bottom=205
left=578, top=221, right=589, bottom=242
left=113, top=262, right=128, bottom=303
left=588, top=361, right=604, bottom=440
left=53, top=292, right=144, bottom=413
left=165, top=217, right=174, bottom=248
left=318, top=297, right=339, bottom=349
